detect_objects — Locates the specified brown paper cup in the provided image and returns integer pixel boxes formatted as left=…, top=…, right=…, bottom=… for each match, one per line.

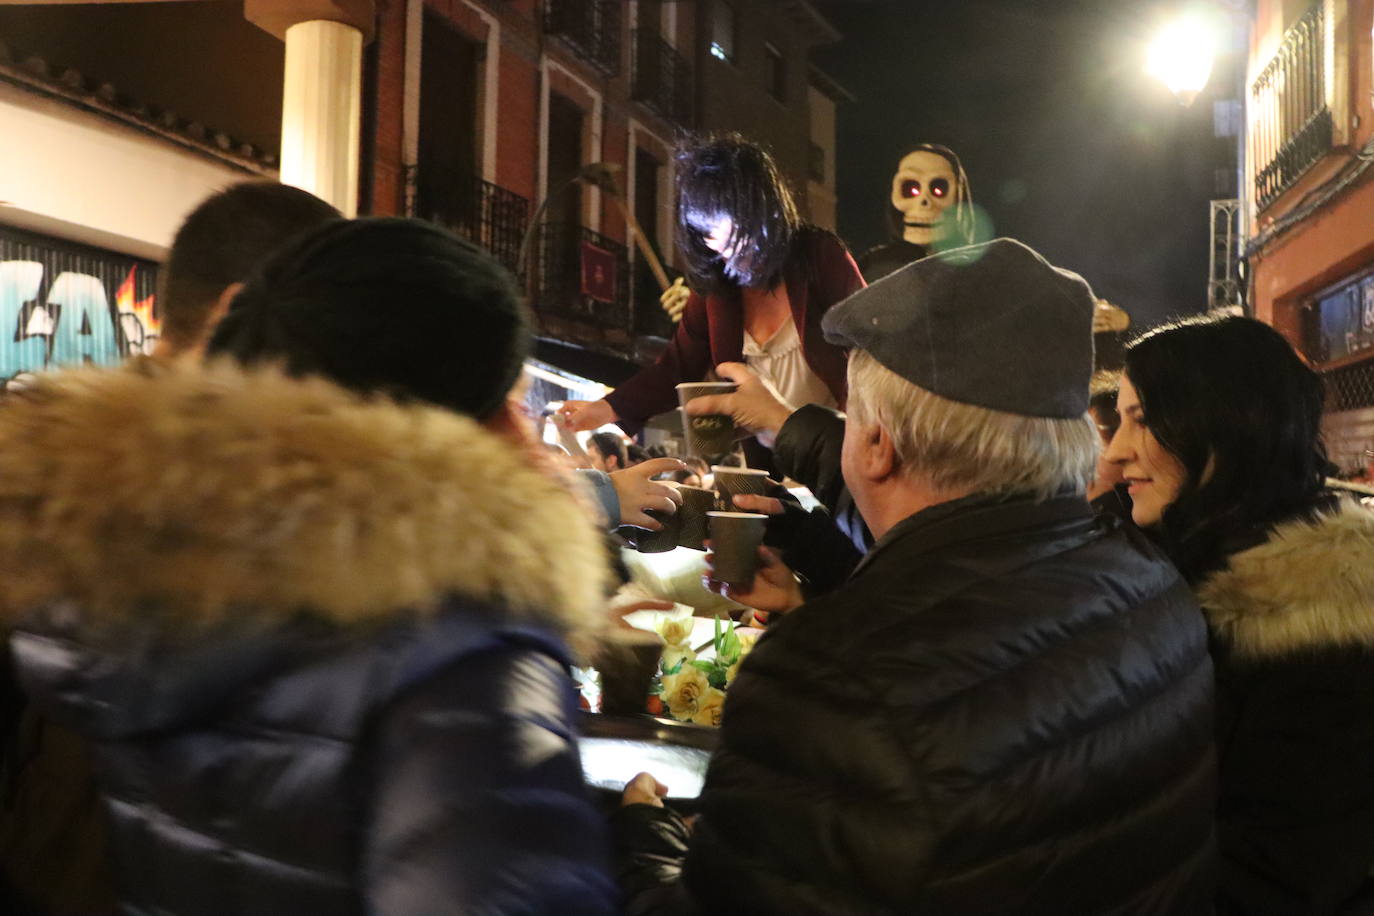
left=711, top=466, right=772, bottom=509
left=674, top=485, right=717, bottom=551
left=677, top=381, right=738, bottom=460
left=707, top=511, right=768, bottom=587
left=594, top=628, right=664, bottom=715
left=633, top=507, right=682, bottom=553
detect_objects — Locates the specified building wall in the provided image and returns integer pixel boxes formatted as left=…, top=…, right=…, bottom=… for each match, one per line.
left=0, top=81, right=259, bottom=261
left=807, top=83, right=837, bottom=231
left=695, top=0, right=816, bottom=209
left=1246, top=0, right=1374, bottom=470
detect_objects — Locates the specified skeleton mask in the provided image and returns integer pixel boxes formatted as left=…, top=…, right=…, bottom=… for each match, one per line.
left=890, top=150, right=960, bottom=246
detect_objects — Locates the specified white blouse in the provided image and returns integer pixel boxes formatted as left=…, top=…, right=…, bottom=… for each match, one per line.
left=742, top=318, right=837, bottom=411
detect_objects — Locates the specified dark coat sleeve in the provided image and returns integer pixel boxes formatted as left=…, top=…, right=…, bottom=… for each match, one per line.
left=605, top=292, right=714, bottom=430
left=773, top=404, right=871, bottom=553
left=363, top=644, right=618, bottom=915
left=767, top=502, right=862, bottom=598
left=609, top=804, right=700, bottom=916
left=1213, top=650, right=1374, bottom=913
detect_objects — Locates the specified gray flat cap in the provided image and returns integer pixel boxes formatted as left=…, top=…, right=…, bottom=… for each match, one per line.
left=822, top=238, right=1095, bottom=418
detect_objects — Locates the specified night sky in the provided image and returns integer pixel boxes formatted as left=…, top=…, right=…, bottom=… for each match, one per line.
left=814, top=0, right=1234, bottom=331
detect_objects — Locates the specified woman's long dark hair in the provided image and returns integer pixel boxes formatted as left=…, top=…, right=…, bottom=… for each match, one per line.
left=674, top=133, right=800, bottom=294
left=1124, top=314, right=1329, bottom=578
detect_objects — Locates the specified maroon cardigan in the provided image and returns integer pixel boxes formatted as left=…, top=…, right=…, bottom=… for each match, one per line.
left=606, top=228, right=864, bottom=430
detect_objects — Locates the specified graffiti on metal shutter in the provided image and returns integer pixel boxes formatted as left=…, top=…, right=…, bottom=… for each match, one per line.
left=0, top=225, right=160, bottom=382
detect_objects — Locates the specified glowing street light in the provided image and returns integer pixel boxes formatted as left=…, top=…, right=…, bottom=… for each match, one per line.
left=1145, top=14, right=1218, bottom=106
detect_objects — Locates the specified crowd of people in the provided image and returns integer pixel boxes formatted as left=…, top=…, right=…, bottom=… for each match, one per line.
left=0, top=130, right=1370, bottom=915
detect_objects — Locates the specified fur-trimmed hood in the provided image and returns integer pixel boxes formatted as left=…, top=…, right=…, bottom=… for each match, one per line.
left=1198, top=499, right=1374, bottom=658
left=0, top=361, right=609, bottom=639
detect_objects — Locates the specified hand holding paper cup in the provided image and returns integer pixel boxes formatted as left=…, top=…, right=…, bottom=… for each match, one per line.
left=711, top=466, right=773, bottom=508
left=706, top=511, right=769, bottom=587
left=674, top=485, right=717, bottom=551
left=633, top=507, right=682, bottom=553
left=677, top=381, right=738, bottom=460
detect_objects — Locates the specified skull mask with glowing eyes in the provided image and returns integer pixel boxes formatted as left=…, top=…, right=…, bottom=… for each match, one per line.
left=889, top=147, right=967, bottom=247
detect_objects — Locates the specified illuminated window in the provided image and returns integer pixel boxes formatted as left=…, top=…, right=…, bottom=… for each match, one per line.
left=710, top=0, right=736, bottom=63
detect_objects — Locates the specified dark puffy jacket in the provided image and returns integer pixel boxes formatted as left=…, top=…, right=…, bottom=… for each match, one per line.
left=617, top=493, right=1217, bottom=914
left=1197, top=500, right=1374, bottom=913
left=0, top=364, right=618, bottom=916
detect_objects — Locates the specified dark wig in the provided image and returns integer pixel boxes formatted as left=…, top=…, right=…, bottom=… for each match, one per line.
left=674, top=133, right=801, bottom=294
left=885, top=143, right=975, bottom=246
left=1124, top=314, right=1329, bottom=579
left=207, top=217, right=529, bottom=421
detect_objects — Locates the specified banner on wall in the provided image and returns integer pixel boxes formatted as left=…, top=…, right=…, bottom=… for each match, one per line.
left=580, top=241, right=617, bottom=304
left=0, top=225, right=160, bottom=383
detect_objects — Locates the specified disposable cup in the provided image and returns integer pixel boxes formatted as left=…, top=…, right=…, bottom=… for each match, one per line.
left=594, top=628, right=664, bottom=715
left=633, top=507, right=682, bottom=554
left=677, top=381, right=738, bottom=460
left=711, top=466, right=772, bottom=509
left=674, top=485, right=717, bottom=551
left=707, top=511, right=768, bottom=587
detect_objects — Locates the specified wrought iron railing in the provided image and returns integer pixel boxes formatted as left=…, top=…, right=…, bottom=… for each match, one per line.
left=414, top=173, right=530, bottom=278
left=631, top=29, right=692, bottom=127
left=1251, top=3, right=1331, bottom=210
left=536, top=222, right=630, bottom=330
left=544, top=0, right=622, bottom=77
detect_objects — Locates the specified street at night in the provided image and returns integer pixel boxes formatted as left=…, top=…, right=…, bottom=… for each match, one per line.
left=0, top=1, right=1372, bottom=913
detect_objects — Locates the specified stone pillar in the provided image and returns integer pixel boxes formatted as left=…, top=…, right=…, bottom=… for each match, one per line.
left=246, top=0, right=375, bottom=217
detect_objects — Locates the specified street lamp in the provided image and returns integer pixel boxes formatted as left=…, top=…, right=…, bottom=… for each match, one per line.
left=1145, top=13, right=1218, bottom=106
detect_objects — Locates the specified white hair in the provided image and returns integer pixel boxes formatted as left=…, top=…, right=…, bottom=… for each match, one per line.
left=845, top=350, right=1098, bottom=502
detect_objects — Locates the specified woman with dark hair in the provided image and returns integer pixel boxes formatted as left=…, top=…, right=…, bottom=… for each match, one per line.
left=0, top=218, right=617, bottom=914
left=1105, top=314, right=1374, bottom=913
left=558, top=134, right=863, bottom=447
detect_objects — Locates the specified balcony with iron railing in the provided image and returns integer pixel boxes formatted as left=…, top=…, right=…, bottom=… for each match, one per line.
left=1251, top=2, right=1331, bottom=211
left=413, top=171, right=530, bottom=278
left=535, top=222, right=631, bottom=335
left=544, top=0, right=622, bottom=77
left=631, top=29, right=692, bottom=127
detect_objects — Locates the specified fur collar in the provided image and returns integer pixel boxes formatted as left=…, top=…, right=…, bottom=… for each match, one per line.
left=1198, top=500, right=1374, bottom=658
left=0, top=362, right=609, bottom=637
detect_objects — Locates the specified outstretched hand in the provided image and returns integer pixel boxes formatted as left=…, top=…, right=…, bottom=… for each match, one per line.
left=709, top=545, right=804, bottom=617
left=558, top=399, right=616, bottom=432
left=611, top=458, right=685, bottom=529
left=683, top=362, right=794, bottom=448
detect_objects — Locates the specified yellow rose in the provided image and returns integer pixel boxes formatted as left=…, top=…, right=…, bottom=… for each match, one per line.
left=657, top=616, right=694, bottom=648
left=661, top=645, right=697, bottom=671
left=736, top=627, right=763, bottom=658
left=691, top=687, right=727, bottom=727
left=725, top=659, right=741, bottom=685
left=661, top=666, right=710, bottom=720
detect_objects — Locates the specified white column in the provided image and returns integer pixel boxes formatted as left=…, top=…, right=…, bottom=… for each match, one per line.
left=280, top=20, right=362, bottom=216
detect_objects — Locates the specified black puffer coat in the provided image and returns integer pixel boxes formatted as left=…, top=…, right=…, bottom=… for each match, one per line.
left=1197, top=500, right=1374, bottom=913
left=617, top=493, right=1217, bottom=914
left=0, top=364, right=618, bottom=915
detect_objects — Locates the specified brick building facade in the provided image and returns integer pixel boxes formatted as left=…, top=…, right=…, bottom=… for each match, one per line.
left=1243, top=0, right=1374, bottom=474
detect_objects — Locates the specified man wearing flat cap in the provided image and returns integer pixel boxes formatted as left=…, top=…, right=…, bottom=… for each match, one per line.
left=613, top=239, right=1217, bottom=914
